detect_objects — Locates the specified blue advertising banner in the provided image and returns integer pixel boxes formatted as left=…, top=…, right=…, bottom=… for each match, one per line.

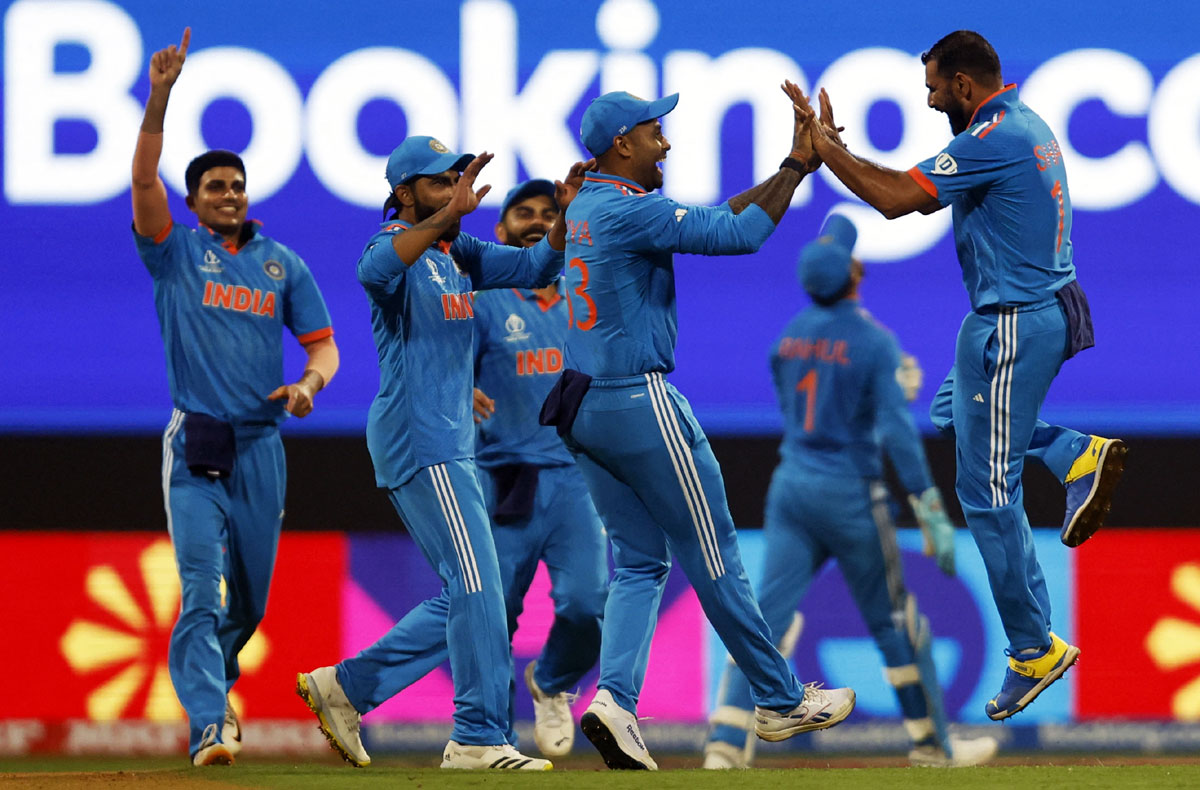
left=4, top=0, right=1197, bottom=434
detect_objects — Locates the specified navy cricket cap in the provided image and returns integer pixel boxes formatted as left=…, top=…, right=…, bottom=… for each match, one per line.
left=385, top=136, right=474, bottom=189
left=580, top=91, right=680, bottom=156
left=500, top=179, right=557, bottom=218
left=798, top=214, right=858, bottom=301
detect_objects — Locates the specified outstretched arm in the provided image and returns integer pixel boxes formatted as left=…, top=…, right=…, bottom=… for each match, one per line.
left=390, top=153, right=494, bottom=265
left=546, top=158, right=596, bottom=250
left=132, top=27, right=190, bottom=238
left=787, top=85, right=941, bottom=219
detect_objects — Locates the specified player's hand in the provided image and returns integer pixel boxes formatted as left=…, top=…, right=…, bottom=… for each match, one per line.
left=910, top=487, right=956, bottom=576
left=555, top=159, right=596, bottom=211
left=267, top=380, right=318, bottom=418
left=446, top=152, right=494, bottom=218
left=781, top=80, right=821, bottom=171
left=817, top=88, right=848, bottom=150
left=472, top=387, right=495, bottom=424
left=149, top=28, right=190, bottom=91
left=897, top=353, right=924, bottom=402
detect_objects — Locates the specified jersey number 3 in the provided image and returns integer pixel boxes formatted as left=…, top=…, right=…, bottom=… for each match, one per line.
left=566, top=257, right=597, bottom=331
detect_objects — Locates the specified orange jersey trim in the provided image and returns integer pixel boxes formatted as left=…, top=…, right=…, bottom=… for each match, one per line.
left=584, top=175, right=647, bottom=194
left=152, top=220, right=174, bottom=245
left=907, top=166, right=938, bottom=199
left=296, top=326, right=334, bottom=345
left=976, top=109, right=1006, bottom=140
left=968, top=84, right=1017, bottom=127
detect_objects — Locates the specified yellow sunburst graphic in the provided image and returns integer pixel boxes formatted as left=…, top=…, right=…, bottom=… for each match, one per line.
left=59, top=539, right=268, bottom=721
left=1146, top=562, right=1200, bottom=720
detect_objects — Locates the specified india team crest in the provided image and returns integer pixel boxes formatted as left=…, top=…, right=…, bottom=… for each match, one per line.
left=428, top=138, right=450, bottom=153
left=263, top=259, right=285, bottom=280
left=504, top=313, right=530, bottom=342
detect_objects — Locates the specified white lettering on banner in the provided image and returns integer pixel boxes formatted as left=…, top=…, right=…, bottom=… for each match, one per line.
left=0, top=720, right=45, bottom=756
left=1148, top=52, right=1200, bottom=205
left=664, top=48, right=810, bottom=206
left=461, top=0, right=599, bottom=199
left=3, top=0, right=142, bottom=203
left=815, top=47, right=952, bottom=260
left=1023, top=49, right=1157, bottom=210
left=306, top=48, right=459, bottom=207
left=4, top=0, right=1200, bottom=253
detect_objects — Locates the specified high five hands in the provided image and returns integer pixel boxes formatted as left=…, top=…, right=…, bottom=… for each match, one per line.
left=781, top=80, right=848, bottom=172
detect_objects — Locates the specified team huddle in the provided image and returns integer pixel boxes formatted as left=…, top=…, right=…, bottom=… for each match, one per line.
left=134, top=26, right=1127, bottom=771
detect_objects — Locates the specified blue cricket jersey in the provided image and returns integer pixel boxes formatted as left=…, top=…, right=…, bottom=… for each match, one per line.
left=908, top=84, right=1075, bottom=310
left=357, top=221, right=563, bottom=489
left=771, top=299, right=933, bottom=494
left=562, top=173, right=776, bottom=378
left=473, top=279, right=574, bottom=468
left=133, top=220, right=333, bottom=426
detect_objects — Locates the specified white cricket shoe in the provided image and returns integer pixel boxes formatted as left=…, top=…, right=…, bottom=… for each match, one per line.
left=192, top=723, right=234, bottom=767
left=222, top=699, right=242, bottom=756
left=525, top=660, right=575, bottom=756
left=754, top=683, right=856, bottom=742
left=579, top=689, right=658, bottom=770
left=295, top=666, right=371, bottom=767
left=910, top=735, right=1000, bottom=767
left=702, top=739, right=749, bottom=769
left=440, top=740, right=553, bottom=770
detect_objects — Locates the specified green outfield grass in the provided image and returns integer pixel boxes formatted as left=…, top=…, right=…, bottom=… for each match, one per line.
left=4, top=755, right=1200, bottom=789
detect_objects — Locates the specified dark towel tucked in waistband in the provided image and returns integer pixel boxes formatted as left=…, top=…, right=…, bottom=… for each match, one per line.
left=489, top=464, right=541, bottom=524
left=184, top=412, right=235, bottom=479
left=538, top=369, right=593, bottom=437
left=1056, top=279, right=1094, bottom=360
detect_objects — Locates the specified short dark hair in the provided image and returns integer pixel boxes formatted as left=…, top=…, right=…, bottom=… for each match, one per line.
left=185, top=149, right=246, bottom=196
left=921, top=31, right=1002, bottom=84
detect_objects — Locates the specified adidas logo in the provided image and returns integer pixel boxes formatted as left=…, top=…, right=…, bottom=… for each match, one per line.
left=973, top=393, right=985, bottom=403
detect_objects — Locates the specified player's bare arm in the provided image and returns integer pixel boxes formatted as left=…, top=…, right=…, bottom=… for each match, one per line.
left=725, top=81, right=818, bottom=223
left=788, top=84, right=940, bottom=219
left=132, top=27, right=190, bottom=238
left=546, top=158, right=596, bottom=250
left=267, top=335, right=339, bottom=418
left=391, top=153, right=495, bottom=265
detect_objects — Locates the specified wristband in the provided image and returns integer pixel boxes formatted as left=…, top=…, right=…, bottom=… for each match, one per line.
left=779, top=157, right=809, bottom=175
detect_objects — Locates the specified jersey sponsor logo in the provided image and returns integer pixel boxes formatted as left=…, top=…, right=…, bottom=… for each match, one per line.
left=202, top=280, right=277, bottom=318
left=566, top=219, right=593, bottom=246
left=425, top=257, right=446, bottom=285
left=503, top=313, right=530, bottom=342
left=674, top=208, right=688, bottom=223
left=516, top=347, right=563, bottom=376
left=1035, top=139, right=1064, bottom=171
left=263, top=259, right=286, bottom=280
left=932, top=152, right=958, bottom=175
left=441, top=292, right=475, bottom=320
left=199, top=249, right=223, bottom=274
left=778, top=336, right=850, bottom=365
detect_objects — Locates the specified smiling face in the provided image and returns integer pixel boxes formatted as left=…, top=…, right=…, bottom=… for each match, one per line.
left=402, top=169, right=462, bottom=242
left=619, top=118, right=670, bottom=190
left=186, top=166, right=247, bottom=236
left=497, top=194, right=558, bottom=248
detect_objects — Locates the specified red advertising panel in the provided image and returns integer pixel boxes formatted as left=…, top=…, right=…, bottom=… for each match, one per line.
left=1076, top=529, right=1200, bottom=719
left=1, top=532, right=344, bottom=723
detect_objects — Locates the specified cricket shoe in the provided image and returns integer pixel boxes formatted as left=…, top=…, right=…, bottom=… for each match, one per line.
left=754, top=683, right=855, bottom=742
left=192, top=723, right=234, bottom=767
left=440, top=740, right=552, bottom=770
left=295, top=666, right=370, bottom=767
left=909, top=735, right=999, bottom=767
left=525, top=660, right=575, bottom=756
left=1061, top=436, right=1127, bottom=548
left=580, top=689, right=658, bottom=770
left=985, top=632, right=1080, bottom=720
left=222, top=699, right=242, bottom=757
left=702, top=739, right=749, bottom=769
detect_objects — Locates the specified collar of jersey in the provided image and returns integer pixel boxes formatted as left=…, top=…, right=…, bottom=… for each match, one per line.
left=199, top=219, right=260, bottom=255
left=380, top=218, right=452, bottom=254
left=584, top=173, right=648, bottom=194
left=968, top=83, right=1019, bottom=127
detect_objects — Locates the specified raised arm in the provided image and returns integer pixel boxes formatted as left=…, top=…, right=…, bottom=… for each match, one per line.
left=725, top=81, right=818, bottom=223
left=390, top=153, right=494, bottom=265
left=132, top=27, right=190, bottom=238
left=546, top=158, right=596, bottom=250
left=787, top=85, right=941, bottom=220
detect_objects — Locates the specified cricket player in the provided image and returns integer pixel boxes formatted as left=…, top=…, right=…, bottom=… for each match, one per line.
left=539, top=90, right=855, bottom=771
left=131, top=29, right=339, bottom=765
left=703, top=215, right=998, bottom=769
left=296, top=138, right=591, bottom=771
left=471, top=179, right=608, bottom=757
left=788, top=30, right=1127, bottom=719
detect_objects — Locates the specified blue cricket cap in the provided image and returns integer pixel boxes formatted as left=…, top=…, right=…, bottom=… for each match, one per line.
left=798, top=214, right=858, bottom=301
left=580, top=91, right=680, bottom=156
left=500, top=179, right=557, bottom=218
left=385, top=136, right=474, bottom=189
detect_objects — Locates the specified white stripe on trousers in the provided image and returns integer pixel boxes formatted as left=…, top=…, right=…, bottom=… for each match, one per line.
left=989, top=310, right=1017, bottom=507
left=429, top=464, right=482, bottom=594
left=644, top=372, right=725, bottom=579
left=161, top=409, right=185, bottom=540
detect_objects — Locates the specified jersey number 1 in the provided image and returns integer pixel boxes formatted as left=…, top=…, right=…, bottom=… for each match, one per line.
left=795, top=369, right=818, bottom=432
